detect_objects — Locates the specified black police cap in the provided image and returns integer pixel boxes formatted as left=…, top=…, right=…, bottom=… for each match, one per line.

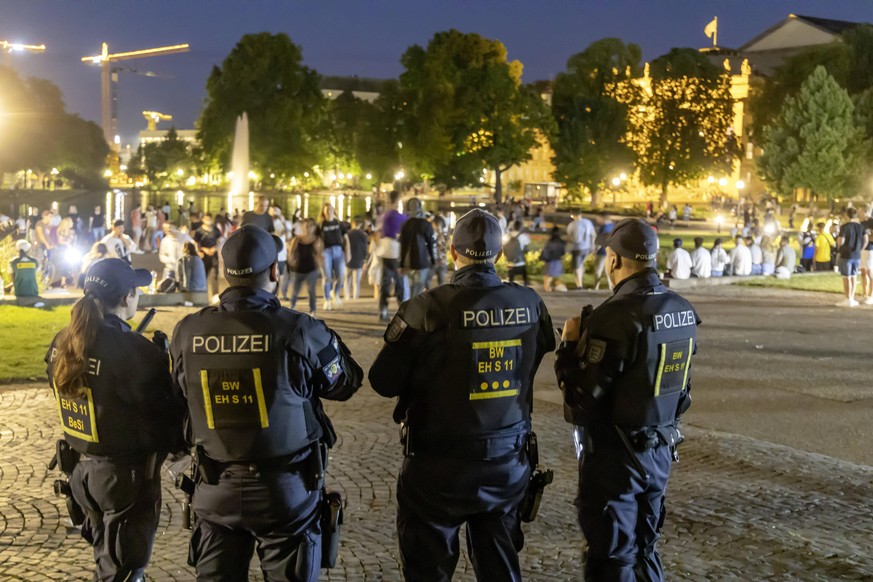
left=452, top=209, right=502, bottom=259
left=595, top=218, right=659, bottom=261
left=84, top=258, right=151, bottom=301
left=222, top=224, right=283, bottom=276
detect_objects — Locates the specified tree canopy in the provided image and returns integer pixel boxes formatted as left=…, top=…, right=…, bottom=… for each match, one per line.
left=758, top=66, right=868, bottom=203
left=551, top=38, right=641, bottom=205
left=0, top=66, right=108, bottom=187
left=611, top=48, right=738, bottom=204
left=197, top=33, right=325, bottom=179
left=397, top=30, right=547, bottom=202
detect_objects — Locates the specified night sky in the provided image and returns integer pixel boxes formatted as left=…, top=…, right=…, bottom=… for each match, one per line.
left=2, top=1, right=871, bottom=147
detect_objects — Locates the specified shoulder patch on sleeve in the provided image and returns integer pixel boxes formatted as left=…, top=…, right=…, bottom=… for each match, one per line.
left=586, top=339, right=607, bottom=364
left=385, top=314, right=409, bottom=343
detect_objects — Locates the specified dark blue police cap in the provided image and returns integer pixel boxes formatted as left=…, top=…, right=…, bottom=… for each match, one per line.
left=595, top=218, right=659, bottom=261
left=452, top=209, right=502, bottom=259
left=222, top=224, right=283, bottom=276
left=84, top=258, right=151, bottom=300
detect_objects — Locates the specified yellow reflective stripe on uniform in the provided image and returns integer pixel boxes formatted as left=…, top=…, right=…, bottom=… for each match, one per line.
left=653, top=343, right=667, bottom=397
left=471, top=339, right=522, bottom=350
left=200, top=369, right=215, bottom=429
left=470, top=389, right=519, bottom=400
left=252, top=367, right=269, bottom=428
left=680, top=337, right=693, bottom=392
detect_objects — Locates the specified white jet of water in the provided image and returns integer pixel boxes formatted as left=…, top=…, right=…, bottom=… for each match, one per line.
left=228, top=112, right=249, bottom=213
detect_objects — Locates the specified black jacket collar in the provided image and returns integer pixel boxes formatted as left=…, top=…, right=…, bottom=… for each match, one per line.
left=611, top=268, right=666, bottom=297
left=218, top=286, right=281, bottom=311
left=451, top=263, right=503, bottom=288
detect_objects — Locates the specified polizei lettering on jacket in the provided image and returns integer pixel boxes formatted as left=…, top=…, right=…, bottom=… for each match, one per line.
left=653, top=310, right=695, bottom=331
left=192, top=334, right=271, bottom=354
left=462, top=307, right=533, bottom=328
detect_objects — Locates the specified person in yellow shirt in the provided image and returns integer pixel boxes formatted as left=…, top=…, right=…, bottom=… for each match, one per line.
left=814, top=222, right=835, bottom=271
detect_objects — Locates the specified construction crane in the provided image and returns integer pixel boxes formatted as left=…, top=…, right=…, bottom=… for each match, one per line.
left=81, top=42, right=189, bottom=151
left=0, top=40, right=46, bottom=68
left=142, top=110, right=173, bottom=131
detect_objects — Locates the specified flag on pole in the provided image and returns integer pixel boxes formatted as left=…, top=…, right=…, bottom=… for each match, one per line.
left=704, top=17, right=718, bottom=46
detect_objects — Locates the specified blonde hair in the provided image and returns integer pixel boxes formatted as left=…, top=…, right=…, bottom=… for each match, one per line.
left=318, top=204, right=335, bottom=224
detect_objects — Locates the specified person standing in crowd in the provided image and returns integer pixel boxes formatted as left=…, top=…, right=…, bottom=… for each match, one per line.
left=100, top=220, right=138, bottom=263
left=193, top=215, right=222, bottom=300
left=161, top=200, right=172, bottom=222
left=47, top=259, right=184, bottom=581
left=555, top=218, right=698, bottom=582
left=542, top=226, right=568, bottom=292
left=288, top=218, right=323, bottom=315
left=377, top=190, right=408, bottom=321
left=369, top=209, right=555, bottom=581
left=730, top=235, right=752, bottom=276
left=10, top=240, right=40, bottom=301
left=835, top=207, right=868, bottom=307
left=158, top=223, right=181, bottom=281
left=814, top=222, right=835, bottom=272
left=593, top=213, right=615, bottom=290
left=241, top=195, right=274, bottom=232
left=683, top=203, right=692, bottom=223
left=170, top=225, right=363, bottom=581
left=399, top=198, right=436, bottom=298
left=504, top=220, right=530, bottom=286
left=317, top=203, right=348, bottom=311
left=567, top=211, right=595, bottom=289
left=34, top=210, right=55, bottom=259
left=666, top=238, right=692, bottom=280
left=430, top=214, right=449, bottom=287
left=345, top=217, right=370, bottom=300
left=690, top=237, right=712, bottom=279
left=177, top=242, right=207, bottom=292
left=800, top=226, right=816, bottom=272
left=860, top=212, right=873, bottom=304
left=129, top=204, right=143, bottom=251
left=531, top=206, right=545, bottom=231
left=775, top=235, right=797, bottom=279
left=142, top=205, right=158, bottom=252
left=177, top=204, right=189, bottom=229
left=89, top=206, right=106, bottom=243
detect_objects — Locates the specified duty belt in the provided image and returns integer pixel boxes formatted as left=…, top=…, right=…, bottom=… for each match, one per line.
left=402, top=425, right=528, bottom=460
left=628, top=425, right=683, bottom=452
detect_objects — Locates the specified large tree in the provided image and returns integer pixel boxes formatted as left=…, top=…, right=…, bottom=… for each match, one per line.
left=398, top=30, right=547, bottom=203
left=758, top=66, right=868, bottom=205
left=0, top=66, right=107, bottom=187
left=611, top=48, right=738, bottom=205
left=750, top=25, right=873, bottom=139
left=197, top=33, right=325, bottom=179
left=551, top=38, right=641, bottom=206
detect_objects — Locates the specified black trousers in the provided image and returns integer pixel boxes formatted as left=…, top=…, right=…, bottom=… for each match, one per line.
left=379, top=258, right=407, bottom=312
left=69, top=454, right=166, bottom=582
left=577, top=445, right=673, bottom=582
left=189, top=467, right=321, bottom=582
left=507, top=265, right=529, bottom=286
left=396, top=451, right=530, bottom=582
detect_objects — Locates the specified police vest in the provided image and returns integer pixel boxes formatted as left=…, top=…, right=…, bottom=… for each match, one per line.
left=179, top=308, right=321, bottom=462
left=406, top=283, right=542, bottom=440
left=48, top=324, right=180, bottom=457
left=608, top=291, right=697, bottom=428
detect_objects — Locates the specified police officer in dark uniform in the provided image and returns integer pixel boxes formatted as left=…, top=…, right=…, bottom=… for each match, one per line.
left=554, top=218, right=699, bottom=581
left=370, top=209, right=556, bottom=581
left=46, top=258, right=184, bottom=581
left=170, top=224, right=363, bottom=581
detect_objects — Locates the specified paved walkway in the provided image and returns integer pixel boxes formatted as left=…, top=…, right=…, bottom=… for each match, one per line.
left=2, top=293, right=873, bottom=580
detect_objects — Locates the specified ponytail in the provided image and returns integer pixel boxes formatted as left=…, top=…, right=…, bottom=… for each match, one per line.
left=53, top=293, right=104, bottom=399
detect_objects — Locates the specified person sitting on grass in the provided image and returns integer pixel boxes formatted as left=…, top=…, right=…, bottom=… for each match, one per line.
left=10, top=239, right=40, bottom=299
left=774, top=236, right=796, bottom=280
left=177, top=241, right=207, bottom=292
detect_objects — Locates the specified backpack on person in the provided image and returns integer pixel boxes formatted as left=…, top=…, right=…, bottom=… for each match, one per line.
left=503, top=235, right=523, bottom=264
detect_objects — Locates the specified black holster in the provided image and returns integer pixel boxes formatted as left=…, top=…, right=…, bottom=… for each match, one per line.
left=175, top=470, right=196, bottom=531
left=320, top=491, right=344, bottom=568
left=520, top=432, right=553, bottom=523
left=50, top=440, right=85, bottom=526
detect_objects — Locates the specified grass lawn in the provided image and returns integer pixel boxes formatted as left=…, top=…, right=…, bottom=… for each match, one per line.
left=0, top=305, right=72, bottom=382
left=737, top=273, right=844, bottom=294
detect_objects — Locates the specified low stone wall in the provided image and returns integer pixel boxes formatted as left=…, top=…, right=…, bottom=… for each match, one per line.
left=0, top=292, right=210, bottom=308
